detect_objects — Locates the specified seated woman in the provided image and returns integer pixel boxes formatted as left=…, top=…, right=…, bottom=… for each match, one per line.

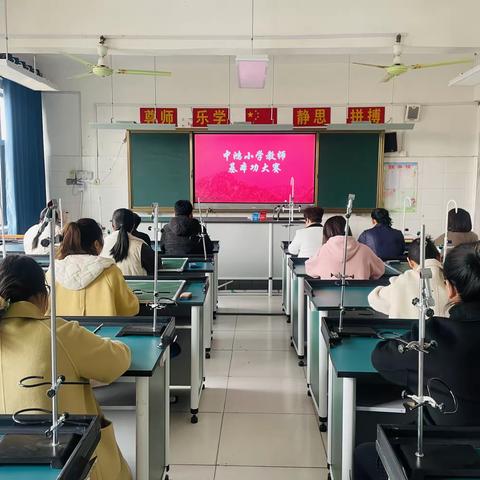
left=23, top=207, right=62, bottom=255
left=358, top=208, right=405, bottom=261
left=435, top=207, right=478, bottom=250
left=355, top=241, right=480, bottom=480
left=305, top=215, right=385, bottom=280
left=288, top=206, right=324, bottom=258
left=53, top=218, right=139, bottom=316
left=0, top=255, right=132, bottom=479
left=368, top=236, right=449, bottom=318
left=102, top=209, right=156, bottom=276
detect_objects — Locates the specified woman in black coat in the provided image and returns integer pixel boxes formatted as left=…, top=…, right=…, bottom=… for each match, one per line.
left=355, top=241, right=480, bottom=479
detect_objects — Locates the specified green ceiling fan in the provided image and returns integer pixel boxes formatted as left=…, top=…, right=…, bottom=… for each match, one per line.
left=65, top=36, right=172, bottom=79
left=353, top=34, right=472, bottom=82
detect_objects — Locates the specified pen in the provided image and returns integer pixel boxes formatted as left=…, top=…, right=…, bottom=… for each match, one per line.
left=93, top=323, right=104, bottom=334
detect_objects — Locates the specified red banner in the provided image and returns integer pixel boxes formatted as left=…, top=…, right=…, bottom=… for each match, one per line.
left=139, top=107, right=177, bottom=125
left=347, top=106, right=385, bottom=124
left=245, top=108, right=278, bottom=125
left=293, top=107, right=331, bottom=127
left=192, top=108, right=230, bottom=127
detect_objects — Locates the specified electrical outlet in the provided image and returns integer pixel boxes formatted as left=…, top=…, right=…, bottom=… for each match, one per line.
left=75, top=170, right=94, bottom=181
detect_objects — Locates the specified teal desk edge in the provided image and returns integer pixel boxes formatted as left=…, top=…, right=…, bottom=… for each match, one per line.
left=87, top=326, right=167, bottom=376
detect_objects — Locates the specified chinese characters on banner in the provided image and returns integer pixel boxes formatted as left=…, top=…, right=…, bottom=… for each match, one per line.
left=293, top=107, right=331, bottom=127
left=223, top=148, right=286, bottom=176
left=192, top=108, right=230, bottom=127
left=245, top=108, right=278, bottom=125
left=139, top=107, right=177, bottom=125
left=347, top=106, right=385, bottom=124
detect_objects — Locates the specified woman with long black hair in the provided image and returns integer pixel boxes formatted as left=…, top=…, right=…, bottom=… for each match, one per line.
left=102, top=209, right=156, bottom=276
left=355, top=241, right=480, bottom=479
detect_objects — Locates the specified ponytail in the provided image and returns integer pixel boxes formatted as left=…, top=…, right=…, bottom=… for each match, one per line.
left=31, top=220, right=49, bottom=250
left=31, top=207, right=61, bottom=250
left=371, top=208, right=392, bottom=227
left=110, top=209, right=135, bottom=262
left=56, top=218, right=103, bottom=260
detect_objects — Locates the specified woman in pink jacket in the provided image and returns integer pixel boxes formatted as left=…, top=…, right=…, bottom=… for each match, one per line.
left=305, top=216, right=385, bottom=280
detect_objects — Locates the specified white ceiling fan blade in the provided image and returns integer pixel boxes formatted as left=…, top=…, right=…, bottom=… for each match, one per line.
left=115, top=69, right=172, bottom=76
left=409, top=59, right=472, bottom=70
left=66, top=72, right=94, bottom=80
left=352, top=62, right=388, bottom=69
left=63, top=53, right=95, bottom=67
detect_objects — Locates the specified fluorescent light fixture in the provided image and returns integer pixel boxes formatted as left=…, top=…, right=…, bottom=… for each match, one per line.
left=0, top=58, right=57, bottom=91
left=236, top=55, right=269, bottom=89
left=325, top=123, right=414, bottom=131
left=448, top=64, right=480, bottom=86
left=208, top=123, right=293, bottom=131
left=90, top=122, right=176, bottom=130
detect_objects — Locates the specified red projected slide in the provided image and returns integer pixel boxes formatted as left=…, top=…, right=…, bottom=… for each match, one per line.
left=194, top=133, right=316, bottom=204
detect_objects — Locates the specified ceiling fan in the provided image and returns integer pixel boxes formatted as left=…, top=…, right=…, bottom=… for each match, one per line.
left=353, top=34, right=472, bottom=82
left=65, top=36, right=172, bottom=79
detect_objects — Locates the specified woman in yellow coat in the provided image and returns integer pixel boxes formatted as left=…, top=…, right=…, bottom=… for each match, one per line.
left=0, top=255, right=132, bottom=479
left=52, top=218, right=140, bottom=316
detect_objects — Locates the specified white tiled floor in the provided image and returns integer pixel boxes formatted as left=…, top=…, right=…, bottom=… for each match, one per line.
left=170, top=293, right=327, bottom=479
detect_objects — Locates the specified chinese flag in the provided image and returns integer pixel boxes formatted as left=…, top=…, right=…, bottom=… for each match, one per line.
left=245, top=108, right=277, bottom=125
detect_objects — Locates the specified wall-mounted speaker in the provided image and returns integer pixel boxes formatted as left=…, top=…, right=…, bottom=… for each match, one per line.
left=405, top=104, right=421, bottom=122
left=384, top=132, right=398, bottom=153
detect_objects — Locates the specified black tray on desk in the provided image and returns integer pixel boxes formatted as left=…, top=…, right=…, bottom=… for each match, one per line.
left=377, top=425, right=480, bottom=480
left=0, top=414, right=100, bottom=479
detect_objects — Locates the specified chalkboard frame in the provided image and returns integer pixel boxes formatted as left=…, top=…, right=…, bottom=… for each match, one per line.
left=127, top=128, right=384, bottom=212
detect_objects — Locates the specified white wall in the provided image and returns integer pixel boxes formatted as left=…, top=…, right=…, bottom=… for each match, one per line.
left=40, top=54, right=479, bottom=279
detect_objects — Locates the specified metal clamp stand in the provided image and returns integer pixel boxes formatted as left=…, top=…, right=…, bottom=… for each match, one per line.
left=278, top=177, right=302, bottom=242
left=330, top=193, right=375, bottom=344
left=119, top=203, right=167, bottom=337
left=0, top=200, right=88, bottom=469
left=394, top=225, right=477, bottom=476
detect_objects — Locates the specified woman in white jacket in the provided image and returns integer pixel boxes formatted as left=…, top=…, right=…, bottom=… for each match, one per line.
left=368, top=237, right=449, bottom=319
left=23, top=207, right=62, bottom=254
left=288, top=207, right=324, bottom=258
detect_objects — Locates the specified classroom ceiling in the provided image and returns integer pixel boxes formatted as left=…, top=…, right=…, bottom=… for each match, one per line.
left=2, top=0, right=480, bottom=57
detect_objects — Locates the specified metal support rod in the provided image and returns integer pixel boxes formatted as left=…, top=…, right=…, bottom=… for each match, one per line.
left=58, top=198, right=64, bottom=231
left=268, top=223, right=273, bottom=296
left=152, top=203, right=159, bottom=332
left=48, top=200, right=59, bottom=446
left=338, top=194, right=355, bottom=333
left=416, top=224, right=427, bottom=458
left=402, top=197, right=412, bottom=236
left=442, top=199, right=458, bottom=264
left=197, top=198, right=208, bottom=261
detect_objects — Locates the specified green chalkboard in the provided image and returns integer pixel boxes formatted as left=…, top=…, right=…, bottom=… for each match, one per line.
left=317, top=132, right=382, bottom=210
left=129, top=132, right=191, bottom=208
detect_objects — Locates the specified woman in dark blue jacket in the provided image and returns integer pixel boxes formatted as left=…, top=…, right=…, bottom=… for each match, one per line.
left=358, top=208, right=405, bottom=260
